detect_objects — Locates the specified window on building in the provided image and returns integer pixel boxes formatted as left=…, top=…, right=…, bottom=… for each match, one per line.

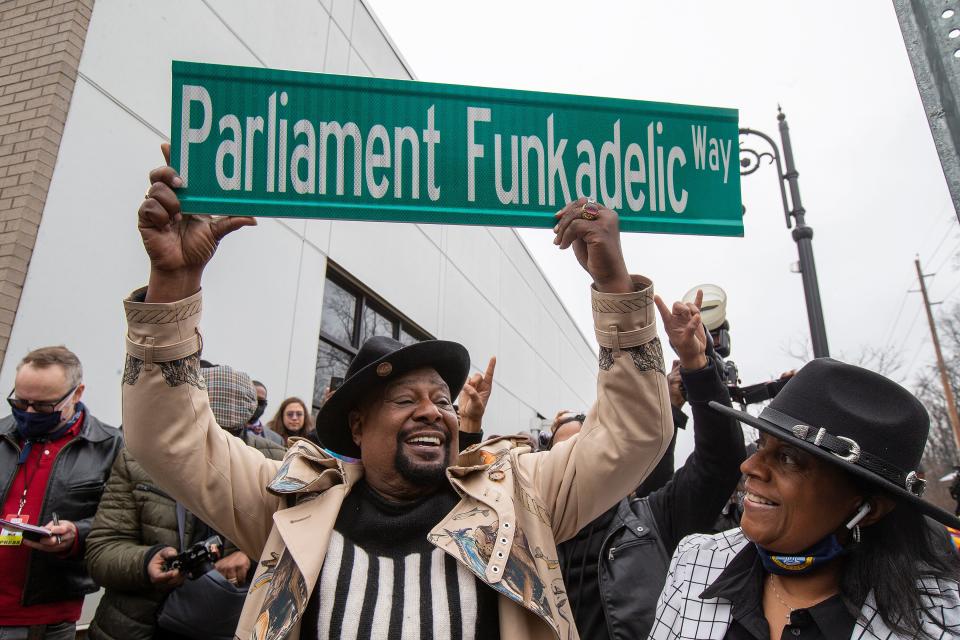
left=314, top=265, right=432, bottom=413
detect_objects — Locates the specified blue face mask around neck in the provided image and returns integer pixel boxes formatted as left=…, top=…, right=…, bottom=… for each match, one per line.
left=755, top=534, right=847, bottom=576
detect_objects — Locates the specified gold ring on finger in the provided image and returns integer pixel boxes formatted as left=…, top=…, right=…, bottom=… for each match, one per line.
left=580, top=199, right=600, bottom=220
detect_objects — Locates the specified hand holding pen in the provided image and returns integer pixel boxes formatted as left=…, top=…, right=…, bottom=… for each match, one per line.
left=23, top=512, right=77, bottom=554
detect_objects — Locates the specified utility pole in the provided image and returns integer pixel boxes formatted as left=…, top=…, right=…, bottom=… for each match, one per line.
left=915, top=256, right=960, bottom=451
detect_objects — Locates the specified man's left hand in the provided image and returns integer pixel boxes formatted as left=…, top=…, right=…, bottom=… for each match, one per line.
left=553, top=198, right=633, bottom=294
left=457, top=357, right=497, bottom=433
left=23, top=520, right=77, bottom=555
left=214, top=550, right=251, bottom=586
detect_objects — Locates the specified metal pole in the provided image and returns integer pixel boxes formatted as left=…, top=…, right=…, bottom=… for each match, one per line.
left=777, top=110, right=830, bottom=357
left=915, top=257, right=960, bottom=452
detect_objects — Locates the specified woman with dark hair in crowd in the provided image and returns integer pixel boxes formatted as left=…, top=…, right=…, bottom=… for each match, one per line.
left=649, top=358, right=960, bottom=640
left=267, top=397, right=315, bottom=445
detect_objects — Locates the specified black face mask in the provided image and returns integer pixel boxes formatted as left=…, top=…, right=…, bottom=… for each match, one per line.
left=249, top=399, right=267, bottom=424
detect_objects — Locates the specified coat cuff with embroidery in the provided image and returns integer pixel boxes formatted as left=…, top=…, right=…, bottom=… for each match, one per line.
left=591, top=275, right=656, bottom=349
left=124, top=287, right=203, bottom=363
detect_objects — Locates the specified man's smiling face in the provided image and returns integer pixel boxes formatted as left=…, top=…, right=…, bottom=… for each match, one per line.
left=349, top=367, right=460, bottom=501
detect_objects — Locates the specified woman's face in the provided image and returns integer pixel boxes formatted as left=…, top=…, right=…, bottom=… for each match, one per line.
left=283, top=403, right=306, bottom=432
left=740, top=432, right=863, bottom=553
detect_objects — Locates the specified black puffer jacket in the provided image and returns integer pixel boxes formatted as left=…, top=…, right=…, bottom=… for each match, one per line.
left=86, top=433, right=285, bottom=640
left=0, top=410, right=122, bottom=606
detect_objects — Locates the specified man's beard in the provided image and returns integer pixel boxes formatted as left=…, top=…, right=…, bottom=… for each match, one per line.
left=394, top=433, right=451, bottom=486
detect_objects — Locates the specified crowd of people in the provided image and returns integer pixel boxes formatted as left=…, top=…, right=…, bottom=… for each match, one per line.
left=0, top=144, right=958, bottom=640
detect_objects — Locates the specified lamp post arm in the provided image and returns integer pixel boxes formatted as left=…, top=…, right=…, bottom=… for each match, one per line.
left=738, top=127, right=793, bottom=229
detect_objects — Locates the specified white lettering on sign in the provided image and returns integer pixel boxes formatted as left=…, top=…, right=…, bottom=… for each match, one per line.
left=468, top=111, right=693, bottom=214
left=467, top=107, right=490, bottom=202
left=691, top=125, right=732, bottom=184
left=180, top=85, right=212, bottom=186
left=178, top=86, right=724, bottom=217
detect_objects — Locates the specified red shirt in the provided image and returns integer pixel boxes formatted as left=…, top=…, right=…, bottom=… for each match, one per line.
left=0, top=412, right=84, bottom=625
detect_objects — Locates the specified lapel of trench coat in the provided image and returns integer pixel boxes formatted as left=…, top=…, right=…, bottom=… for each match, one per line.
left=430, top=436, right=570, bottom=640
left=249, top=442, right=365, bottom=640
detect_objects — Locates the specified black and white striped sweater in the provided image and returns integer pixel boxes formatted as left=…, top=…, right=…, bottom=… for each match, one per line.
left=301, top=482, right=499, bottom=640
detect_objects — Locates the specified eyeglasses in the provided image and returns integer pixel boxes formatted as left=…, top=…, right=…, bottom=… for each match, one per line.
left=7, top=386, right=77, bottom=414
left=285, top=411, right=304, bottom=418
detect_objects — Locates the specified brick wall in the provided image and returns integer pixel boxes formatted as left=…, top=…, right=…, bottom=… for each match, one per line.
left=0, top=0, right=93, bottom=365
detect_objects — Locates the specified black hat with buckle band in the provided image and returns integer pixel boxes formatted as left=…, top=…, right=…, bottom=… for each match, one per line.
left=317, top=335, right=471, bottom=460
left=708, top=357, right=960, bottom=529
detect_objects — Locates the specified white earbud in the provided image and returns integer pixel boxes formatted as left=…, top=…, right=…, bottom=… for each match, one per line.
left=845, top=502, right=872, bottom=529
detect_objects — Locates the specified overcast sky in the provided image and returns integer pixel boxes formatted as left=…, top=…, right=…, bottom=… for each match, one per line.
left=364, top=0, right=958, bottom=469
left=369, top=1, right=959, bottom=388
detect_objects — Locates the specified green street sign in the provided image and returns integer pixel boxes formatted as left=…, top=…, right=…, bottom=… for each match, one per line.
left=171, top=61, right=743, bottom=236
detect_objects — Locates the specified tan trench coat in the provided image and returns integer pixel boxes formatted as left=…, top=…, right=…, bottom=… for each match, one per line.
left=121, top=275, right=671, bottom=640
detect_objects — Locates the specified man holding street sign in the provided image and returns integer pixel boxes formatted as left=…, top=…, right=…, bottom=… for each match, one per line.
left=121, top=139, right=674, bottom=639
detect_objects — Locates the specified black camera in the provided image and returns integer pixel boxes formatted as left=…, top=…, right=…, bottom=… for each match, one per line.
left=162, top=535, right=224, bottom=580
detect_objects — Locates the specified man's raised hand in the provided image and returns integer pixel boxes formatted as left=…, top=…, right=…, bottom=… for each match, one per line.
left=655, top=289, right=709, bottom=371
left=553, top=198, right=632, bottom=294
left=457, top=356, right=496, bottom=434
left=140, top=143, right=256, bottom=302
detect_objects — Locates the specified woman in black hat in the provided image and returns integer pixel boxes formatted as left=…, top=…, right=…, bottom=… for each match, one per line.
left=647, top=358, right=960, bottom=640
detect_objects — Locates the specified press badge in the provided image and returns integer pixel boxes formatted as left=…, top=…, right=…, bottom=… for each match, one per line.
left=0, top=514, right=28, bottom=545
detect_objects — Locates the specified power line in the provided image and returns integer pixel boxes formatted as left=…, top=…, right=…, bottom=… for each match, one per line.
left=904, top=334, right=929, bottom=379
left=942, top=277, right=960, bottom=304
left=930, top=238, right=960, bottom=276
left=918, top=213, right=957, bottom=260
left=898, top=304, right=925, bottom=349
left=926, top=224, right=957, bottom=270
left=882, top=287, right=912, bottom=346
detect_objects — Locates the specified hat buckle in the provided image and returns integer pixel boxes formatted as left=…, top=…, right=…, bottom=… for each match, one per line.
left=790, top=424, right=861, bottom=463
left=905, top=471, right=926, bottom=497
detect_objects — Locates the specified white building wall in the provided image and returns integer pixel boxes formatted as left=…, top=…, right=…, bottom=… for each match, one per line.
left=0, top=0, right=598, bottom=443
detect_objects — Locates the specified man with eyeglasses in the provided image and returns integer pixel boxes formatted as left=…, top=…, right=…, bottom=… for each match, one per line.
left=0, top=346, right=122, bottom=640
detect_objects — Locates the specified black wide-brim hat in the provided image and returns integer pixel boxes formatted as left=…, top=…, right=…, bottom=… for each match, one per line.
left=317, top=335, right=470, bottom=459
left=709, top=357, right=960, bottom=530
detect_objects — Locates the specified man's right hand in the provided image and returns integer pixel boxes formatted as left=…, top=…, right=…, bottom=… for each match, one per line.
left=147, top=546, right=185, bottom=588
left=140, top=143, right=256, bottom=302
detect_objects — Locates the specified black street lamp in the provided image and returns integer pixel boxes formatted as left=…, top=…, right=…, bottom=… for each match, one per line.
left=739, top=107, right=830, bottom=358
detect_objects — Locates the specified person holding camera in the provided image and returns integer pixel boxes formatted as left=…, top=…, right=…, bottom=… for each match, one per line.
left=555, top=290, right=747, bottom=640
left=118, top=145, right=672, bottom=640
left=85, top=364, right=285, bottom=640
